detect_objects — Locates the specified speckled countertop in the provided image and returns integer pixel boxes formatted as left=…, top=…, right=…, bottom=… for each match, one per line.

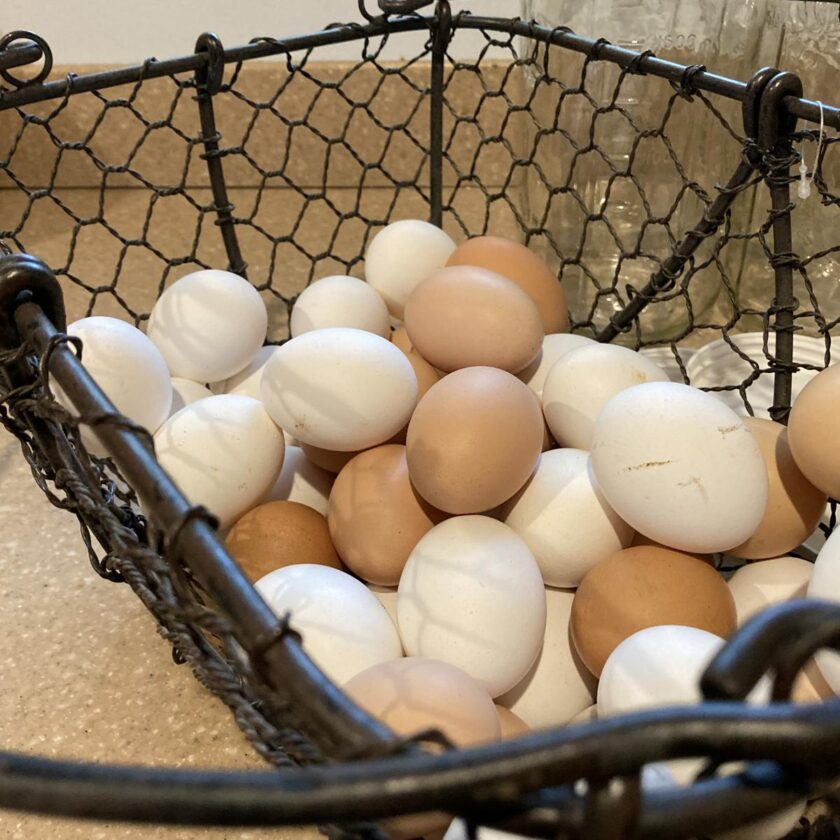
left=0, top=434, right=318, bottom=840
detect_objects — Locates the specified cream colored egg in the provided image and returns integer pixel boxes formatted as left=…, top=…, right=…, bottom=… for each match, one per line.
left=58, top=317, right=172, bottom=457
left=727, top=556, right=813, bottom=625
left=169, top=378, right=212, bottom=416
left=215, top=346, right=279, bottom=399
left=542, top=343, right=669, bottom=449
left=591, top=382, right=768, bottom=554
left=263, top=445, right=333, bottom=515
left=261, top=327, right=418, bottom=451
left=154, top=395, right=284, bottom=529
left=290, top=275, right=390, bottom=338
left=255, top=564, right=402, bottom=685
left=397, top=516, right=546, bottom=697
left=147, top=269, right=267, bottom=383
left=517, top=332, right=596, bottom=397
left=807, top=527, right=840, bottom=694
left=502, top=449, right=634, bottom=587
left=497, top=587, right=595, bottom=728
left=364, top=220, right=456, bottom=319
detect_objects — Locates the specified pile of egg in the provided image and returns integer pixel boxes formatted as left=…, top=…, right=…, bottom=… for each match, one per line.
left=61, top=219, right=840, bottom=839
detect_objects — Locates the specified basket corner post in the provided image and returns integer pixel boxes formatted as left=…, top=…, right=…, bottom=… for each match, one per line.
left=428, top=0, right=452, bottom=229
left=0, top=252, right=66, bottom=351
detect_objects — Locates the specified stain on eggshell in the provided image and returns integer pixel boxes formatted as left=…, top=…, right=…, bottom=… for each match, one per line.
left=328, top=444, right=446, bottom=585
left=731, top=417, right=828, bottom=560
left=446, top=235, right=569, bottom=334
left=225, top=501, right=342, bottom=581
left=391, top=326, right=441, bottom=400
left=571, top=545, right=737, bottom=677
left=406, top=367, right=544, bottom=514
left=404, top=265, right=543, bottom=374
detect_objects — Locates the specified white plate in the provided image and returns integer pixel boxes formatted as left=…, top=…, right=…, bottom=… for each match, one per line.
left=685, top=332, right=831, bottom=420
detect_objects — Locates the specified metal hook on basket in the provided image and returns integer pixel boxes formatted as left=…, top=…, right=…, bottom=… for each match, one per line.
left=194, top=32, right=225, bottom=96
left=0, top=30, right=53, bottom=89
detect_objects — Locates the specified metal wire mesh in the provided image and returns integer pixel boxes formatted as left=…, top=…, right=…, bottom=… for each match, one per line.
left=1, top=6, right=840, bottom=837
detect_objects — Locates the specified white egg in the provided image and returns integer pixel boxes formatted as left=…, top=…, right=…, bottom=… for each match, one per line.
left=444, top=819, right=528, bottom=840
left=728, top=556, right=813, bottom=625
left=397, top=516, right=546, bottom=697
left=59, top=317, right=172, bottom=457
left=517, top=333, right=596, bottom=396
left=368, top=583, right=400, bottom=628
left=261, top=327, right=418, bottom=451
left=154, top=395, right=284, bottom=529
left=290, top=275, right=390, bottom=338
left=169, top=378, right=212, bottom=416
left=255, top=564, right=402, bottom=685
left=497, top=587, right=594, bottom=727
left=147, top=269, right=267, bottom=383
left=542, top=344, right=669, bottom=449
left=568, top=704, right=598, bottom=725
left=502, top=449, right=634, bottom=587
left=214, top=346, right=279, bottom=399
left=364, top=219, right=456, bottom=319
left=263, top=445, right=333, bottom=515
left=591, top=382, right=768, bottom=554
left=807, top=527, right=840, bottom=694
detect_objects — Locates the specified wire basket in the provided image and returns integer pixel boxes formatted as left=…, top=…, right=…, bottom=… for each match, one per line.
left=1, top=2, right=840, bottom=837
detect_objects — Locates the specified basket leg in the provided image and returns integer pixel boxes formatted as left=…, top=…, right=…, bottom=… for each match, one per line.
left=428, top=2, right=452, bottom=228
left=194, top=33, right=248, bottom=278
left=756, top=71, right=804, bottom=425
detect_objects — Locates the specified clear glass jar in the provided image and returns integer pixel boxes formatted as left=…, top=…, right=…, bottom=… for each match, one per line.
left=522, top=0, right=775, bottom=342
left=737, top=2, right=840, bottom=335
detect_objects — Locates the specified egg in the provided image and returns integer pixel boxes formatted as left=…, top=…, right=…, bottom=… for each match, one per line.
left=299, top=425, right=408, bottom=475
left=154, top=395, right=284, bottom=529
left=807, top=527, right=840, bottom=694
left=391, top=326, right=441, bottom=400
left=727, top=556, right=813, bottom=625
left=590, top=382, right=768, bottom=554
left=58, top=317, right=172, bottom=457
left=517, top=332, right=596, bottom=396
left=729, top=418, right=827, bottom=559
left=495, top=705, right=530, bottom=739
left=497, top=587, right=595, bottom=727
left=444, top=820, right=529, bottom=840
left=571, top=545, right=737, bottom=676
left=446, top=235, right=568, bottom=333
left=345, top=657, right=500, bottom=747
left=789, top=363, right=840, bottom=500
left=147, top=269, right=267, bottom=382
left=397, top=516, right=546, bottom=697
left=290, top=275, right=390, bottom=338
left=328, top=445, right=444, bottom=586
left=631, top=532, right=713, bottom=565
left=255, top=564, right=402, bottom=685
left=368, top=583, right=400, bottom=628
left=542, top=344, right=669, bottom=449
left=225, top=501, right=341, bottom=581
left=364, top=219, right=456, bottom=319
left=404, top=266, right=543, bottom=374
left=263, top=445, right=333, bottom=515
left=406, top=367, right=543, bottom=514
left=214, top=345, right=279, bottom=399
left=261, top=327, right=418, bottom=451
left=569, top=704, right=598, bottom=725
left=502, top=449, right=634, bottom=587
left=169, top=378, right=212, bottom=416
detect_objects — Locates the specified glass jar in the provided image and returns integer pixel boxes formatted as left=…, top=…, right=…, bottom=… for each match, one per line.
left=737, top=1, right=840, bottom=335
left=522, top=0, right=776, bottom=343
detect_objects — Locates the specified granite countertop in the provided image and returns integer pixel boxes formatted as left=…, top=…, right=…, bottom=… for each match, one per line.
left=0, top=434, right=319, bottom=840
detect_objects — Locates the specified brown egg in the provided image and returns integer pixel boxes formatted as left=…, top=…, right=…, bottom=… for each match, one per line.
left=495, top=705, right=530, bottom=739
left=731, top=417, right=828, bottom=560
left=404, top=265, right=543, bottom=374
left=446, top=235, right=569, bottom=334
left=301, top=427, right=407, bottom=474
left=225, top=501, right=341, bottom=582
left=789, top=363, right=840, bottom=500
left=329, top=445, right=445, bottom=585
left=406, top=367, right=544, bottom=514
left=571, top=545, right=737, bottom=677
left=344, top=657, right=501, bottom=747
left=391, top=326, right=441, bottom=400
left=631, top=532, right=714, bottom=565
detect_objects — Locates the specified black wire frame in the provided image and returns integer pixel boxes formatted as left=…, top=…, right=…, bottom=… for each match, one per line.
left=0, top=6, right=840, bottom=839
